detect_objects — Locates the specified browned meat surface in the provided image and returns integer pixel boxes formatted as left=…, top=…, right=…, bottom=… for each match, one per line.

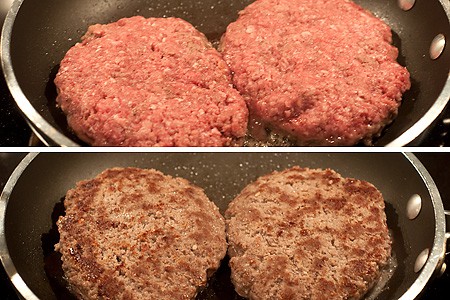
left=225, top=166, right=392, bottom=299
left=56, top=167, right=227, bottom=299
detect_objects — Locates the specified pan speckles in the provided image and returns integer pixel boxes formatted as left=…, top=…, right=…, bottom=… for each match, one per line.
left=53, top=0, right=410, bottom=146
left=54, top=165, right=392, bottom=300
left=220, top=0, right=410, bottom=146
left=0, top=153, right=448, bottom=300
left=54, top=16, right=248, bottom=147
left=2, top=0, right=450, bottom=146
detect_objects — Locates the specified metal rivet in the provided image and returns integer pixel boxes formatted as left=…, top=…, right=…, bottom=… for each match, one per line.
left=430, top=34, right=446, bottom=60
left=414, top=248, right=429, bottom=273
left=439, top=263, right=447, bottom=276
left=406, top=194, right=422, bottom=220
left=398, top=0, right=416, bottom=11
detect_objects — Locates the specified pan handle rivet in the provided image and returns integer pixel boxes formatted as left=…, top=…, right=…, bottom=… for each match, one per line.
left=406, top=194, right=422, bottom=220
left=430, top=34, right=446, bottom=60
left=414, top=248, right=429, bottom=273
left=439, top=263, right=447, bottom=276
left=398, top=0, right=415, bottom=11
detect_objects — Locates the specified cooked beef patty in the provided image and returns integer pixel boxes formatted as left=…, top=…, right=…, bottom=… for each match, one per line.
left=55, top=16, right=248, bottom=146
left=56, top=167, right=227, bottom=299
left=220, top=0, right=411, bottom=146
left=225, top=166, right=392, bottom=300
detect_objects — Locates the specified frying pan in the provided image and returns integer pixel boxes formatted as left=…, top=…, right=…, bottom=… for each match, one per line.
left=1, top=0, right=450, bottom=146
left=0, top=152, right=448, bottom=300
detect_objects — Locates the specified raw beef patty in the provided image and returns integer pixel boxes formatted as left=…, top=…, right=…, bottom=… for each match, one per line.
left=220, top=0, right=411, bottom=146
left=225, top=166, right=392, bottom=299
left=56, top=167, right=227, bottom=299
left=55, top=16, right=248, bottom=146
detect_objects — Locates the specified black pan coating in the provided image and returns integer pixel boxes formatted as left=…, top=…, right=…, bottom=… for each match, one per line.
left=5, top=0, right=450, bottom=145
left=2, top=152, right=439, bottom=299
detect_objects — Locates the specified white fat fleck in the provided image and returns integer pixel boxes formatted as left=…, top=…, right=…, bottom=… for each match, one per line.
left=246, top=26, right=255, bottom=34
left=301, top=31, right=312, bottom=38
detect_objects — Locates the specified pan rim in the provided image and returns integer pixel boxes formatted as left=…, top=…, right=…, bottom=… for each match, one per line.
left=399, top=153, right=446, bottom=300
left=1, top=0, right=450, bottom=147
left=0, top=0, right=77, bottom=147
left=0, top=152, right=39, bottom=300
left=0, top=152, right=447, bottom=300
left=385, top=0, right=450, bottom=146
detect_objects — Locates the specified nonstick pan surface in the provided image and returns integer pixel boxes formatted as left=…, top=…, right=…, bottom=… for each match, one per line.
left=2, top=0, right=450, bottom=146
left=0, top=152, right=447, bottom=300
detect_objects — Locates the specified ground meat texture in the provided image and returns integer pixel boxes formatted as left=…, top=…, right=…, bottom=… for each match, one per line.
left=225, top=167, right=392, bottom=300
left=55, top=16, right=248, bottom=146
left=56, top=168, right=227, bottom=300
left=220, top=0, right=411, bottom=146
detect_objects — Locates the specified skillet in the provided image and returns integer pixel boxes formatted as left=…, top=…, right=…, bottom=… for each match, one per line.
left=1, top=0, right=450, bottom=146
left=0, top=152, right=448, bottom=299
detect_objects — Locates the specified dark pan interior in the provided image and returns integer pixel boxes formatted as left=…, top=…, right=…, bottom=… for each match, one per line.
left=6, top=0, right=450, bottom=146
left=3, top=153, right=436, bottom=299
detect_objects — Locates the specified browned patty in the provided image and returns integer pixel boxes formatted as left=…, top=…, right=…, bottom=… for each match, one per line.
left=225, top=167, right=392, bottom=300
left=56, top=167, right=227, bottom=300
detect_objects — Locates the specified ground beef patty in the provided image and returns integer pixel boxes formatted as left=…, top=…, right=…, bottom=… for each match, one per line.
left=56, top=167, right=227, bottom=299
left=55, top=16, right=248, bottom=146
left=220, top=0, right=411, bottom=146
left=225, top=166, right=392, bottom=300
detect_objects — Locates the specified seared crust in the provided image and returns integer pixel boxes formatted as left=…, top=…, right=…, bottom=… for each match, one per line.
left=56, top=167, right=227, bottom=300
left=225, top=167, right=391, bottom=300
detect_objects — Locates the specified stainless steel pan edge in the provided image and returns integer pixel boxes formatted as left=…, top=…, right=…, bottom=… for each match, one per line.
left=0, top=152, right=39, bottom=300
left=386, top=0, right=450, bottom=147
left=0, top=152, right=448, bottom=300
left=2, top=0, right=450, bottom=147
left=1, top=0, right=76, bottom=147
left=399, top=153, right=447, bottom=299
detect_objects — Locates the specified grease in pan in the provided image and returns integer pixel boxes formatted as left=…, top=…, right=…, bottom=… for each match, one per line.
left=226, top=166, right=393, bottom=299
left=55, top=167, right=227, bottom=299
left=54, top=0, right=410, bottom=146
left=222, top=0, right=410, bottom=146
left=51, top=166, right=393, bottom=300
left=3, top=153, right=445, bottom=299
left=54, top=16, right=248, bottom=147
